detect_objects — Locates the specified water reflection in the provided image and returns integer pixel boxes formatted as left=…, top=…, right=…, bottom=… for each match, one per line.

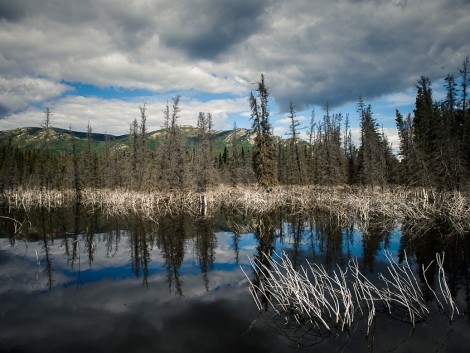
left=158, top=214, right=187, bottom=295
left=0, top=206, right=469, bottom=352
left=194, top=216, right=217, bottom=291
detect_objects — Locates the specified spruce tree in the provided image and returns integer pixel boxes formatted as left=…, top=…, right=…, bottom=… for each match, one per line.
left=413, top=76, right=438, bottom=187
left=195, top=112, right=215, bottom=191
left=287, top=100, right=303, bottom=184
left=356, top=97, right=388, bottom=188
left=249, top=74, right=277, bottom=188
left=157, top=96, right=188, bottom=191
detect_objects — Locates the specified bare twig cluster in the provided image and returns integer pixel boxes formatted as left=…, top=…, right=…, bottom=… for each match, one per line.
left=0, top=215, right=31, bottom=250
left=243, top=251, right=460, bottom=338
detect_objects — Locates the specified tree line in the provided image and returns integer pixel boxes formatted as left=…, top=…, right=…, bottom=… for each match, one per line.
left=1, top=58, right=469, bottom=194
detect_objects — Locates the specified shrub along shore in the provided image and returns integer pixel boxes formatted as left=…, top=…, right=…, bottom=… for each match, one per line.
left=2, top=185, right=469, bottom=233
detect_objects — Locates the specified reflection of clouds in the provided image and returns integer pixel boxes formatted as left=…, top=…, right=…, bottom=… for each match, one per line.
left=0, top=230, right=260, bottom=296
left=2, top=217, right=470, bottom=352
left=214, top=231, right=257, bottom=265
left=0, top=254, right=280, bottom=353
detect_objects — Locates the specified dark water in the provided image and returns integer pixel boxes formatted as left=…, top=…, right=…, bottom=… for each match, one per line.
left=0, top=205, right=469, bottom=352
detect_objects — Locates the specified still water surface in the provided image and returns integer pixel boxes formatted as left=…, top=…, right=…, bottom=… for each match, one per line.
left=0, top=206, right=469, bottom=352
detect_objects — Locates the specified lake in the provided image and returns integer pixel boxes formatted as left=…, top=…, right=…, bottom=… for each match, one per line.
left=1, top=205, right=469, bottom=352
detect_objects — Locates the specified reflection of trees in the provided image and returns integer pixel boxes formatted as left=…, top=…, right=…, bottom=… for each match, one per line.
left=84, top=212, right=98, bottom=267
left=104, top=228, right=120, bottom=258
left=157, top=214, right=186, bottom=296
left=222, top=207, right=252, bottom=264
left=361, top=219, right=393, bottom=274
left=232, top=232, right=240, bottom=264
left=194, top=217, right=217, bottom=290
left=314, top=212, right=344, bottom=270
left=38, top=207, right=54, bottom=289
left=284, top=212, right=304, bottom=270
left=251, top=212, right=277, bottom=311
left=129, top=217, right=156, bottom=287
left=399, top=219, right=470, bottom=312
left=63, top=203, right=81, bottom=268
left=399, top=221, right=441, bottom=301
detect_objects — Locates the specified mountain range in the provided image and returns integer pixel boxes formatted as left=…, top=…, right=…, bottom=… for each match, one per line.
left=0, top=126, right=259, bottom=155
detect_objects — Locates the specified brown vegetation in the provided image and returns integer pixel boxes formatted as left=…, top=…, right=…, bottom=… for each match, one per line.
left=2, top=185, right=469, bottom=233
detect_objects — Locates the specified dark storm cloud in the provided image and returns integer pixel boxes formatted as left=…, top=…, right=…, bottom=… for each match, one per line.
left=0, top=0, right=97, bottom=23
left=0, top=279, right=285, bottom=353
left=158, top=0, right=271, bottom=59
left=0, top=104, right=9, bottom=117
left=0, top=0, right=469, bottom=124
left=0, top=0, right=33, bottom=21
left=257, top=0, right=470, bottom=111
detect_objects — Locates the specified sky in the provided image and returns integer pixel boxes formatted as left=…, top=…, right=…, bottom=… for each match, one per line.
left=0, top=0, right=469, bottom=148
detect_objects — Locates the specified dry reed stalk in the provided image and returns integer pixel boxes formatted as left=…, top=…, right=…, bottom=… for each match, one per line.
left=2, top=186, right=469, bottom=232
left=244, top=250, right=461, bottom=337
left=422, top=252, right=460, bottom=321
left=378, top=251, right=428, bottom=326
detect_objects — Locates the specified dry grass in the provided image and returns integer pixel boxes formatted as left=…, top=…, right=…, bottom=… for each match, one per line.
left=1, top=185, right=469, bottom=232
left=243, top=250, right=460, bottom=338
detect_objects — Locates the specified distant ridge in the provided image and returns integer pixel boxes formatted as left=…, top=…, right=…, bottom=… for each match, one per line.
left=0, top=126, right=260, bottom=154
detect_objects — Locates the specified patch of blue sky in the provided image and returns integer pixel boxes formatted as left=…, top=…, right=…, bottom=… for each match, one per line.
left=62, top=81, right=156, bottom=100
left=211, top=262, right=245, bottom=271
left=62, top=264, right=134, bottom=287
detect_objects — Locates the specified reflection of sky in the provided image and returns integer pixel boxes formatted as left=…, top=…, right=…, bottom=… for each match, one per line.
left=1, top=219, right=469, bottom=353
left=0, top=223, right=436, bottom=291
left=0, top=230, right=264, bottom=294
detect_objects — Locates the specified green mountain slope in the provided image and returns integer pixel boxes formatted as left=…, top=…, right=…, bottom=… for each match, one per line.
left=0, top=126, right=258, bottom=155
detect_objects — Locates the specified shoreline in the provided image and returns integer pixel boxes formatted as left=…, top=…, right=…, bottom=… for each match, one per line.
left=1, top=186, right=469, bottom=232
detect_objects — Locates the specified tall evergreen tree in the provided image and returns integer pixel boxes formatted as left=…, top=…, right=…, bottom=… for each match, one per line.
left=460, top=56, right=470, bottom=184
left=39, top=107, right=53, bottom=190
left=306, top=107, right=319, bottom=184
left=68, top=127, right=81, bottom=197
left=287, top=100, right=303, bottom=184
left=249, top=74, right=277, bottom=188
left=441, top=74, right=461, bottom=189
left=129, top=118, right=140, bottom=189
left=139, top=103, right=150, bottom=189
left=343, top=113, right=357, bottom=184
left=195, top=112, right=215, bottom=191
left=356, top=97, right=388, bottom=188
left=157, top=96, right=188, bottom=191
left=413, top=76, right=439, bottom=187
left=395, top=111, right=421, bottom=185
left=315, top=104, right=346, bottom=185
left=81, top=122, right=97, bottom=188
left=228, top=122, right=242, bottom=186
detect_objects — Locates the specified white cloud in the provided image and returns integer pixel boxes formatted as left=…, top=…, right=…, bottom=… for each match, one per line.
left=0, top=95, right=251, bottom=135
left=0, top=76, right=71, bottom=114
left=0, top=0, right=468, bottom=129
left=383, top=90, right=417, bottom=108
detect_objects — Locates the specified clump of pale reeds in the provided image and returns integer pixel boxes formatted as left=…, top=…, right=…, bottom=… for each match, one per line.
left=2, top=188, right=74, bottom=211
left=242, top=250, right=460, bottom=338
left=2, top=186, right=469, bottom=232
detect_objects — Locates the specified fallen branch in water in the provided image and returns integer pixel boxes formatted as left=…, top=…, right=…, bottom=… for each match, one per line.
left=0, top=215, right=31, bottom=250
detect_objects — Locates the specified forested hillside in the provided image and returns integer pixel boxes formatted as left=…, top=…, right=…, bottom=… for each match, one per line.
left=1, top=60, right=469, bottom=194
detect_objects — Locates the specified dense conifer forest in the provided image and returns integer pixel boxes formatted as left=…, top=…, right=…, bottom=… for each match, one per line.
left=1, top=58, right=469, bottom=194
